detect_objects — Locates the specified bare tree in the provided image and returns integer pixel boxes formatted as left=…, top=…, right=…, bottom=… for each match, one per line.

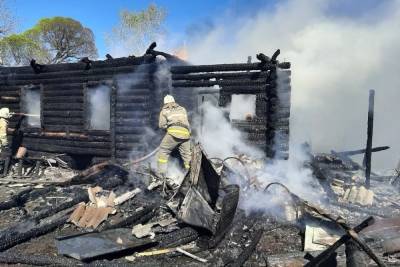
left=106, top=4, right=166, bottom=56
left=0, top=0, right=15, bottom=37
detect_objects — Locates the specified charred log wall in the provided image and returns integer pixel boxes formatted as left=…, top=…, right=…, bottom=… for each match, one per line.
left=170, top=61, right=291, bottom=159
left=1, top=55, right=291, bottom=162
left=0, top=57, right=160, bottom=163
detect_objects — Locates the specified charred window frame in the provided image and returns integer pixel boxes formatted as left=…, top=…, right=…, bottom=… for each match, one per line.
left=229, top=94, right=257, bottom=121
left=83, top=81, right=113, bottom=131
left=20, top=85, right=43, bottom=128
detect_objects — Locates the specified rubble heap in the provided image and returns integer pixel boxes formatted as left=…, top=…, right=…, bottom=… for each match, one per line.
left=0, top=142, right=398, bottom=266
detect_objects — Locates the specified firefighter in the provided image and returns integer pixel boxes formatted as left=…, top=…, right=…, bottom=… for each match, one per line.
left=0, top=107, right=11, bottom=153
left=157, top=95, right=191, bottom=176
left=0, top=107, right=11, bottom=176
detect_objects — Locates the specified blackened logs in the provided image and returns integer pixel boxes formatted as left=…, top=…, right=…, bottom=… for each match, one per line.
left=116, top=89, right=151, bottom=96
left=42, top=111, right=83, bottom=118
left=0, top=188, right=33, bottom=211
left=171, top=63, right=270, bottom=74
left=22, top=137, right=110, bottom=149
left=0, top=216, right=68, bottom=252
left=116, top=103, right=151, bottom=111
left=115, top=126, right=145, bottom=134
left=24, top=143, right=110, bottom=156
left=115, top=95, right=150, bottom=102
left=156, top=227, right=199, bottom=248
left=43, top=118, right=85, bottom=125
left=172, top=71, right=269, bottom=81
left=172, top=79, right=271, bottom=88
left=0, top=65, right=149, bottom=81
left=116, top=111, right=152, bottom=118
left=220, top=85, right=270, bottom=94
left=0, top=57, right=153, bottom=75
left=43, top=96, right=84, bottom=103
left=115, top=118, right=150, bottom=126
left=44, top=103, right=84, bottom=110
left=0, top=252, right=80, bottom=266
left=44, top=89, right=83, bottom=97
left=115, top=135, right=143, bottom=143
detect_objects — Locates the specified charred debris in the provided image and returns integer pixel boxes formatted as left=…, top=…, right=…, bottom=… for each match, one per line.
left=0, top=45, right=399, bottom=266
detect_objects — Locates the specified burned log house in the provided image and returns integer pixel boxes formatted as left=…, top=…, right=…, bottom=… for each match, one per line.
left=0, top=50, right=291, bottom=167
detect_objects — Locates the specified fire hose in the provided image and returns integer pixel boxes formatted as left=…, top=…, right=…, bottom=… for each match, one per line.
left=123, top=146, right=160, bottom=167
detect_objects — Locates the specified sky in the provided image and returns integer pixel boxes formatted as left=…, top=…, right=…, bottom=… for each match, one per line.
left=5, top=0, right=400, bottom=171
left=9, top=0, right=275, bottom=57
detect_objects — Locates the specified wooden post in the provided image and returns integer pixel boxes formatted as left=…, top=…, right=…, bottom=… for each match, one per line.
left=365, top=90, right=375, bottom=188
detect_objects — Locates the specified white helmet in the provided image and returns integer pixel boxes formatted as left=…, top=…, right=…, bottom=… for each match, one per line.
left=164, top=94, right=175, bottom=104
left=0, top=108, right=10, bottom=119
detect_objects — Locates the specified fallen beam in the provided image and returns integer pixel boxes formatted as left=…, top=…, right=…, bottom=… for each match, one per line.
left=334, top=146, right=389, bottom=156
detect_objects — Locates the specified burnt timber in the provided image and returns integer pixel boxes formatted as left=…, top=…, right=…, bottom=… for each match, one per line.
left=0, top=51, right=291, bottom=164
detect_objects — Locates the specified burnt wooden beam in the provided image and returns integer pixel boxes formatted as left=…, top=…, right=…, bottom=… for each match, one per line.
left=0, top=57, right=153, bottom=75
left=219, top=85, right=271, bottom=94
left=25, top=143, right=110, bottom=156
left=43, top=96, right=84, bottom=103
left=365, top=90, right=375, bottom=189
left=335, top=146, right=389, bottom=157
left=171, top=62, right=290, bottom=74
left=23, top=132, right=110, bottom=142
left=44, top=103, right=84, bottom=110
left=171, top=71, right=269, bottom=81
left=23, top=137, right=110, bottom=148
left=172, top=78, right=273, bottom=88
left=42, top=111, right=83, bottom=117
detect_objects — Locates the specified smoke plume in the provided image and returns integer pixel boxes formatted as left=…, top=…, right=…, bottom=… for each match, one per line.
left=229, top=94, right=256, bottom=120
left=87, top=85, right=111, bottom=130
left=193, top=100, right=264, bottom=160
left=186, top=0, right=400, bottom=171
left=23, top=89, right=41, bottom=127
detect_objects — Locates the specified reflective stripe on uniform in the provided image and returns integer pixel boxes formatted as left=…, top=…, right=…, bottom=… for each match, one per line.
left=184, top=163, right=190, bottom=169
left=167, top=128, right=190, bottom=138
left=158, top=158, right=168, bottom=164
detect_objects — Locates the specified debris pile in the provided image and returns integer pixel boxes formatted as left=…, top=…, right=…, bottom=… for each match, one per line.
left=0, top=142, right=399, bottom=266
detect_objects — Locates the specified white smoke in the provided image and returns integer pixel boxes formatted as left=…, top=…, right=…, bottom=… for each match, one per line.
left=23, top=89, right=41, bottom=127
left=87, top=85, right=111, bottom=130
left=193, top=100, right=264, bottom=160
left=194, top=100, right=324, bottom=218
left=186, top=0, right=400, bottom=171
left=229, top=94, right=256, bottom=120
